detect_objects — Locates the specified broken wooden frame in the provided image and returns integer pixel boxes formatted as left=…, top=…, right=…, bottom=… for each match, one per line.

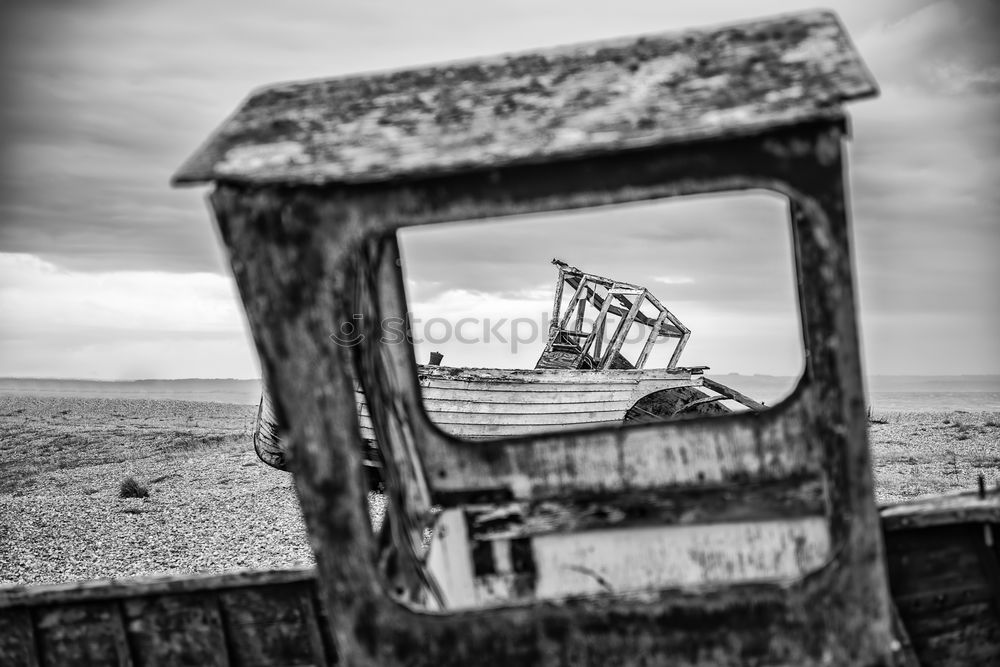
left=2, top=9, right=901, bottom=667
left=182, top=10, right=890, bottom=666
left=538, top=259, right=690, bottom=371
left=198, top=119, right=895, bottom=663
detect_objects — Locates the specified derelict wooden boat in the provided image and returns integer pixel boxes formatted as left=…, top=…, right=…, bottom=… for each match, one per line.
left=253, top=260, right=764, bottom=472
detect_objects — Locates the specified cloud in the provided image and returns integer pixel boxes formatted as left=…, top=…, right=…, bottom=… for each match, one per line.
left=3, top=0, right=979, bottom=276
left=0, top=0, right=997, bottom=376
left=856, top=0, right=1000, bottom=95
left=0, top=253, right=259, bottom=378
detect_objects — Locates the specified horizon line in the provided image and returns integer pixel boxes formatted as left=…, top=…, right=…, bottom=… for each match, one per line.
left=3, top=373, right=1000, bottom=382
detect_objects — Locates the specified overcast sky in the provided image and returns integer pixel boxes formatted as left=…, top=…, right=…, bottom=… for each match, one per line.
left=1, top=0, right=997, bottom=379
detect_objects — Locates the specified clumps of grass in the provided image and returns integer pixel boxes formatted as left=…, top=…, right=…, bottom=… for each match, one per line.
left=949, top=420, right=971, bottom=440
left=985, top=418, right=999, bottom=428
left=119, top=476, right=149, bottom=499
left=121, top=506, right=146, bottom=515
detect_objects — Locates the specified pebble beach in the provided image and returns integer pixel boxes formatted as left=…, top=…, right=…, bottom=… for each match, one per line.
left=1, top=395, right=997, bottom=587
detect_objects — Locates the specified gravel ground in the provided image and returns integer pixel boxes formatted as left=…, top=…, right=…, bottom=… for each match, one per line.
left=0, top=396, right=320, bottom=586
left=1, top=395, right=997, bottom=587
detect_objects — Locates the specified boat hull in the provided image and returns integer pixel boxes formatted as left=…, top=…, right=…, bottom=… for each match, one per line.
left=255, top=366, right=709, bottom=470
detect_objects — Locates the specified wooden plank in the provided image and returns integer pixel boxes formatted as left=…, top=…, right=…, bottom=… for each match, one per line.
left=880, top=488, right=1000, bottom=531
left=454, top=475, right=827, bottom=535
left=599, top=289, right=644, bottom=369
left=667, top=331, right=690, bottom=370
left=557, top=279, right=588, bottom=332
left=220, top=585, right=328, bottom=666
left=889, top=601, right=922, bottom=667
left=701, top=377, right=767, bottom=411
left=423, top=365, right=672, bottom=383
left=0, top=569, right=316, bottom=610
left=385, top=397, right=639, bottom=414
left=405, top=407, right=631, bottom=426
left=573, top=291, right=587, bottom=332
left=173, top=11, right=877, bottom=186
left=0, top=609, right=40, bottom=667
left=883, top=520, right=1000, bottom=665
left=532, top=517, right=830, bottom=597
left=884, top=524, right=987, bottom=597
left=413, top=386, right=639, bottom=400
left=428, top=515, right=830, bottom=609
left=33, top=603, right=131, bottom=667
left=425, top=413, right=818, bottom=496
left=592, top=312, right=605, bottom=361
left=564, top=274, right=684, bottom=337
left=123, top=595, right=228, bottom=667
left=904, top=600, right=1000, bottom=665
left=379, top=420, right=628, bottom=438
left=574, top=286, right=616, bottom=368
left=548, top=265, right=565, bottom=335
left=635, top=310, right=668, bottom=369
left=673, top=394, right=728, bottom=415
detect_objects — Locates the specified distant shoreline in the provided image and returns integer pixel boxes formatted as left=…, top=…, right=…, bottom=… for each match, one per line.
left=2, top=375, right=999, bottom=412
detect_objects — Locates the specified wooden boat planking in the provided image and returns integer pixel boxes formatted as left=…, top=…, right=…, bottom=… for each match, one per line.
left=363, top=366, right=718, bottom=438
left=3, top=490, right=996, bottom=666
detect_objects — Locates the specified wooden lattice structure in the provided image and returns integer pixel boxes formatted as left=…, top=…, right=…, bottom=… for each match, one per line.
left=537, top=259, right=690, bottom=371
left=2, top=10, right=999, bottom=667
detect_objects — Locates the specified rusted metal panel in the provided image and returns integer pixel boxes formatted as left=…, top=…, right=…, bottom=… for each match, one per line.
left=172, top=10, right=876, bottom=187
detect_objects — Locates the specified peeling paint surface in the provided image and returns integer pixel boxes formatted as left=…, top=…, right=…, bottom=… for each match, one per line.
left=428, top=509, right=831, bottom=609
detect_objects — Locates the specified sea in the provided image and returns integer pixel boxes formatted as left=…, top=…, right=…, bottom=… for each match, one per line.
left=1, top=376, right=999, bottom=413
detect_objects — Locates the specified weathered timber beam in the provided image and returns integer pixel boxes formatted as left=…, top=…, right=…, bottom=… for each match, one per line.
left=0, top=569, right=318, bottom=609
left=701, top=377, right=767, bottom=411
left=548, top=265, right=565, bottom=333
left=457, top=475, right=827, bottom=538
left=575, top=287, right=616, bottom=368
left=599, top=288, right=644, bottom=369
left=636, top=310, right=668, bottom=369
left=558, top=277, right=589, bottom=331
left=667, top=331, right=690, bottom=371
left=563, top=274, right=685, bottom=337
left=672, top=394, right=728, bottom=416
left=880, top=488, right=1000, bottom=531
